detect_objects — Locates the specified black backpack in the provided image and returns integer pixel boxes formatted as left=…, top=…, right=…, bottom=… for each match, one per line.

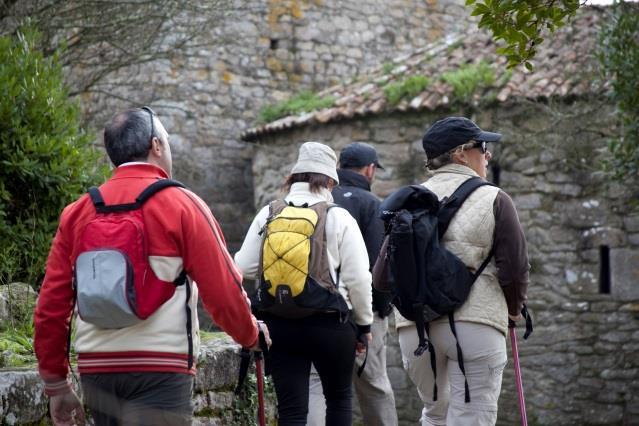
left=373, top=177, right=494, bottom=402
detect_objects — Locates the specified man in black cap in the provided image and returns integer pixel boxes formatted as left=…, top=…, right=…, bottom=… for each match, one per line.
left=421, top=116, right=502, bottom=160
left=307, top=142, right=398, bottom=426
left=395, top=117, right=529, bottom=425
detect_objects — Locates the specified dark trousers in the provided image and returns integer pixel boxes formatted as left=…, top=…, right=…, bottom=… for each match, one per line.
left=80, top=372, right=193, bottom=426
left=264, top=313, right=357, bottom=426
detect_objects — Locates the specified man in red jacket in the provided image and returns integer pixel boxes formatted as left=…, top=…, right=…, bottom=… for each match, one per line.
left=34, top=107, right=269, bottom=426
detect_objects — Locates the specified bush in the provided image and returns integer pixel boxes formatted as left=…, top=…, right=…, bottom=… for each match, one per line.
left=441, top=61, right=496, bottom=104
left=257, top=90, right=335, bottom=124
left=383, top=75, right=431, bottom=105
left=0, top=27, right=108, bottom=287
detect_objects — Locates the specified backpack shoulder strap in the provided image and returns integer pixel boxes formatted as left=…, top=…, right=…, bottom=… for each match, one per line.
left=308, top=201, right=338, bottom=288
left=88, top=179, right=185, bottom=213
left=437, top=177, right=494, bottom=238
left=136, top=179, right=186, bottom=205
left=268, top=199, right=288, bottom=217
left=88, top=187, right=106, bottom=210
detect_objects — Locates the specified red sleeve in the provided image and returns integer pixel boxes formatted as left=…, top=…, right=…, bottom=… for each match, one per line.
left=179, top=190, right=259, bottom=348
left=34, top=212, right=75, bottom=395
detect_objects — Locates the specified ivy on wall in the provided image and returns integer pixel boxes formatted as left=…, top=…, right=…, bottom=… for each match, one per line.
left=598, top=1, right=639, bottom=181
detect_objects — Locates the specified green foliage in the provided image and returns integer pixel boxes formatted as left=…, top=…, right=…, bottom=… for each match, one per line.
left=382, top=62, right=395, bottom=75
left=383, top=75, right=431, bottom=105
left=0, top=322, right=36, bottom=367
left=465, top=0, right=580, bottom=69
left=598, top=1, right=639, bottom=180
left=257, top=91, right=336, bottom=124
left=441, top=61, right=496, bottom=103
left=0, top=27, right=108, bottom=287
left=233, top=370, right=276, bottom=425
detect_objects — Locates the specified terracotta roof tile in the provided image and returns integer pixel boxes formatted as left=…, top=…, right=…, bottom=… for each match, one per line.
left=242, top=7, right=609, bottom=142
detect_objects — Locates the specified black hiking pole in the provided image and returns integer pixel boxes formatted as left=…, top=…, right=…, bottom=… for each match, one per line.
left=255, top=350, right=266, bottom=426
left=509, top=306, right=533, bottom=426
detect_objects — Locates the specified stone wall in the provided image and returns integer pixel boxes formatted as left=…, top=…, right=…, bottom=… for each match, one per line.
left=0, top=335, right=275, bottom=425
left=69, top=0, right=469, bottom=250
left=246, top=98, right=639, bottom=425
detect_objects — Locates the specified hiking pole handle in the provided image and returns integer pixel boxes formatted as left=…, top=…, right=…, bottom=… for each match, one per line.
left=258, top=328, right=269, bottom=354
left=508, top=304, right=533, bottom=340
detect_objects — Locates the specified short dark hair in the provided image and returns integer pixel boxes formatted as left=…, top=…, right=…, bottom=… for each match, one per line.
left=103, top=108, right=157, bottom=166
left=283, top=172, right=334, bottom=193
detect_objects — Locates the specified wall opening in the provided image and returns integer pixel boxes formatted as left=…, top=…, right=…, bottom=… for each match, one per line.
left=599, top=245, right=611, bottom=294
left=491, top=163, right=501, bottom=186
left=270, top=38, right=279, bottom=50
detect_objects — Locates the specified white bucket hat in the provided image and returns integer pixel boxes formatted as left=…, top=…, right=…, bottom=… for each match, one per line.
left=290, top=141, right=339, bottom=184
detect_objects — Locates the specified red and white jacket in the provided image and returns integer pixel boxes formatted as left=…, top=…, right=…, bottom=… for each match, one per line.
left=34, top=163, right=259, bottom=396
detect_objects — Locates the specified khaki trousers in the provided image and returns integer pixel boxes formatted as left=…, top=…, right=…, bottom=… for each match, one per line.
left=398, top=321, right=507, bottom=426
left=308, top=314, right=398, bottom=426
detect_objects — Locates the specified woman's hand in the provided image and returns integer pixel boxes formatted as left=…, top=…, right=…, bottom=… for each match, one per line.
left=356, top=332, right=372, bottom=354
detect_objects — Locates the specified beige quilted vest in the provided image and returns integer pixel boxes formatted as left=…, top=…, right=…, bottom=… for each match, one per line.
left=394, top=164, right=508, bottom=336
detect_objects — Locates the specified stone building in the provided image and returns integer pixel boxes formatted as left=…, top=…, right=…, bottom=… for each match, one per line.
left=65, top=0, right=471, bottom=249
left=2, top=2, right=637, bottom=425
left=241, top=8, right=639, bottom=425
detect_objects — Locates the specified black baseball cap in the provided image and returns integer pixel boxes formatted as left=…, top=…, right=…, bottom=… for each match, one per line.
left=339, top=142, right=385, bottom=170
left=422, top=117, right=502, bottom=159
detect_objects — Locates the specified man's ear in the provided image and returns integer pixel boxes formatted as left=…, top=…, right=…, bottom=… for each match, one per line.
left=149, top=137, right=163, bottom=159
left=365, top=163, right=376, bottom=181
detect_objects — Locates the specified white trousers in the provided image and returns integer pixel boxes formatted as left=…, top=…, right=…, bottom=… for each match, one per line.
left=308, top=314, right=398, bottom=426
left=398, top=321, right=507, bottom=426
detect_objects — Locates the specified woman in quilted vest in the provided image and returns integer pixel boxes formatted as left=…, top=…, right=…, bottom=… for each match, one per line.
left=396, top=117, right=530, bottom=426
left=235, top=141, right=373, bottom=426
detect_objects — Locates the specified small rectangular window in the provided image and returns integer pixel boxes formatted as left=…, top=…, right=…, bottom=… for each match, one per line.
left=599, top=245, right=611, bottom=294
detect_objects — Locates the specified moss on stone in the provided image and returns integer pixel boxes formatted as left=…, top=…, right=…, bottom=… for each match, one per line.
left=383, top=75, right=431, bottom=105
left=257, top=91, right=336, bottom=124
left=441, top=61, right=495, bottom=104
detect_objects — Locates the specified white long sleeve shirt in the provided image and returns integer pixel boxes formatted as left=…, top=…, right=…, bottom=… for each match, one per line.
left=235, top=182, right=373, bottom=327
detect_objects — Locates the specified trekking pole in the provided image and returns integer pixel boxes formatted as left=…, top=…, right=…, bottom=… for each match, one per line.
left=256, top=327, right=269, bottom=426
left=509, top=323, right=527, bottom=426
left=255, top=350, right=266, bottom=426
left=509, top=305, right=534, bottom=426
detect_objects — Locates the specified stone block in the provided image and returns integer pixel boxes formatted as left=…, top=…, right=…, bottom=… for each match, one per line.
left=0, top=283, right=37, bottom=324
left=512, top=193, right=541, bottom=210
left=579, top=227, right=626, bottom=250
left=624, top=215, right=639, bottom=233
left=195, top=336, right=241, bottom=392
left=611, top=248, right=639, bottom=301
left=0, top=369, right=48, bottom=425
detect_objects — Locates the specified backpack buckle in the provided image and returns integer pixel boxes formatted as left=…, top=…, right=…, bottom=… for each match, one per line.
left=414, top=340, right=429, bottom=356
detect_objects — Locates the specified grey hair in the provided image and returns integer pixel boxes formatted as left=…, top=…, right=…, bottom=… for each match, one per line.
left=425, top=141, right=476, bottom=171
left=103, top=108, right=158, bottom=167
left=425, top=151, right=453, bottom=170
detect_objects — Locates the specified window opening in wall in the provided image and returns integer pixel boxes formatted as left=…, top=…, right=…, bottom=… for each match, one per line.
left=270, top=39, right=279, bottom=50
left=491, top=163, right=501, bottom=186
left=599, top=245, right=611, bottom=294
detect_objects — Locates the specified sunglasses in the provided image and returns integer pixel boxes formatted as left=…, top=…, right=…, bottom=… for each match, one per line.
left=471, top=140, right=488, bottom=154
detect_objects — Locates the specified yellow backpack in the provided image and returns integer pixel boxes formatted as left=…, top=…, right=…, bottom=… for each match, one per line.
left=256, top=200, right=348, bottom=318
